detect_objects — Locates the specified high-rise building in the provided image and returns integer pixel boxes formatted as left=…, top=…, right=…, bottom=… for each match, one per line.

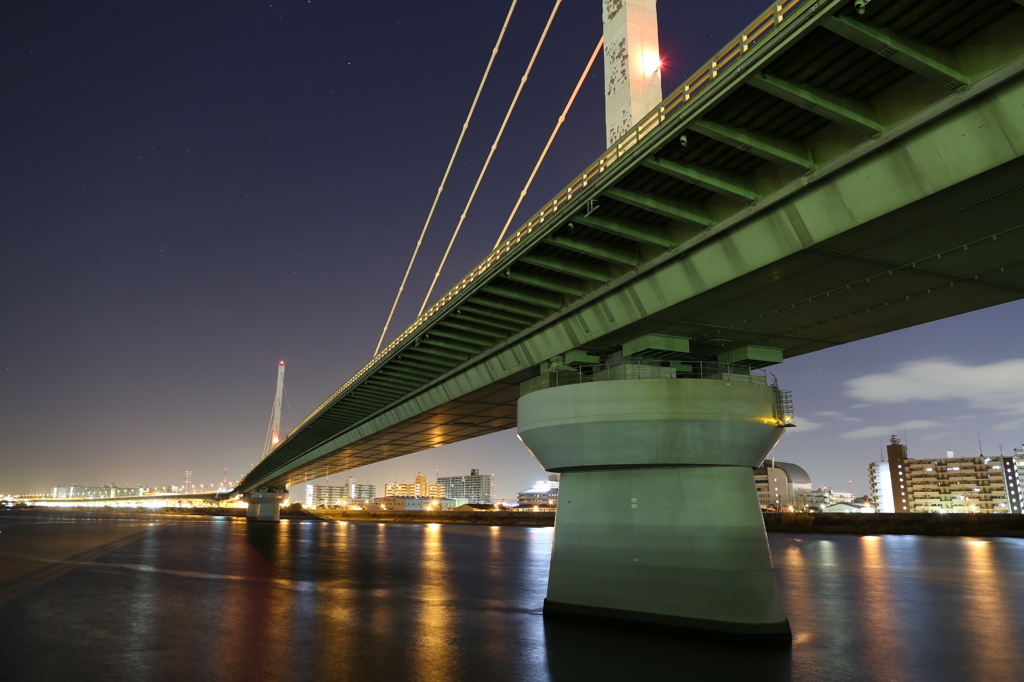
left=437, top=469, right=492, bottom=504
left=753, top=460, right=812, bottom=511
left=350, top=483, right=377, bottom=502
left=305, top=485, right=348, bottom=507
left=384, top=473, right=446, bottom=499
left=869, top=436, right=1023, bottom=514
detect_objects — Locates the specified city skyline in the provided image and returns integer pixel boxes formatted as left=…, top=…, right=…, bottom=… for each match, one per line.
left=3, top=0, right=1023, bottom=499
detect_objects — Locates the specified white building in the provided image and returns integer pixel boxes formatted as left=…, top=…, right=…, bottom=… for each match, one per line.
left=753, top=461, right=812, bottom=511
left=802, top=488, right=856, bottom=510
left=437, top=469, right=492, bottom=504
left=305, top=485, right=348, bottom=507
left=367, top=496, right=462, bottom=511
left=518, top=475, right=560, bottom=507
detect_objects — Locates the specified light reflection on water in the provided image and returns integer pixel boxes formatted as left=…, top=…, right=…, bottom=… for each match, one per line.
left=3, top=512, right=1024, bottom=682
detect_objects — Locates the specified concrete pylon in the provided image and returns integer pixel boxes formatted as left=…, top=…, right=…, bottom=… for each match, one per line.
left=246, top=502, right=260, bottom=518
left=603, top=0, right=663, bottom=147
left=251, top=490, right=288, bottom=522
left=518, top=377, right=790, bottom=639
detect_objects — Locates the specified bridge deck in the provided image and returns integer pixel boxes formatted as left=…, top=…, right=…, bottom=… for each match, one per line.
left=239, top=0, right=1024, bottom=491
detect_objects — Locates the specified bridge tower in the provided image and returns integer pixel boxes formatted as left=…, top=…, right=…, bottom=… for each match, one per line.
left=602, top=0, right=662, bottom=146
left=263, top=360, right=286, bottom=456
left=518, top=345, right=792, bottom=639
left=248, top=360, right=289, bottom=521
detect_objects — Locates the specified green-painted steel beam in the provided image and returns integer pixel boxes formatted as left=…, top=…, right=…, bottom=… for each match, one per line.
left=822, top=15, right=969, bottom=88
left=453, top=308, right=526, bottom=331
left=603, top=187, right=715, bottom=229
left=504, top=269, right=586, bottom=297
left=382, top=361, right=439, bottom=379
left=547, top=234, right=642, bottom=266
left=408, top=344, right=469, bottom=362
left=640, top=156, right=762, bottom=202
left=482, top=284, right=562, bottom=309
left=690, top=119, right=814, bottom=170
left=623, top=334, right=691, bottom=358
left=571, top=214, right=678, bottom=248
left=355, top=381, right=405, bottom=397
left=750, top=73, right=885, bottom=134
left=457, top=304, right=536, bottom=328
left=438, top=319, right=507, bottom=339
left=344, top=393, right=392, bottom=408
left=369, top=374, right=424, bottom=391
left=427, top=327, right=495, bottom=346
left=419, top=335, right=485, bottom=354
left=520, top=254, right=614, bottom=283
left=360, top=388, right=406, bottom=403
left=395, top=352, right=458, bottom=370
left=469, top=295, right=547, bottom=319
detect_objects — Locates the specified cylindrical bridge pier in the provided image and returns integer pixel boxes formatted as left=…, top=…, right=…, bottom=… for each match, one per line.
left=518, top=372, right=790, bottom=639
left=248, top=489, right=288, bottom=522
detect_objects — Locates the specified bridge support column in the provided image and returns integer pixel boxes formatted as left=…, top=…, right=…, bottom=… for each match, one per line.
left=518, top=377, right=790, bottom=640
left=251, top=490, right=288, bottom=522
left=246, top=502, right=259, bottom=518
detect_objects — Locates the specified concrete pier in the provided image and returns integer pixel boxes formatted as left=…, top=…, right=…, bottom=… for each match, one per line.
left=250, top=490, right=288, bottom=522
left=518, top=376, right=790, bottom=639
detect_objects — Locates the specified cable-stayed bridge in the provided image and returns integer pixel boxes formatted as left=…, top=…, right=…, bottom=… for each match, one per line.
left=237, top=0, right=1024, bottom=637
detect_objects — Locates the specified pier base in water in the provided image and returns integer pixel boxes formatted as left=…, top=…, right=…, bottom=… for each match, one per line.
left=517, top=378, right=791, bottom=639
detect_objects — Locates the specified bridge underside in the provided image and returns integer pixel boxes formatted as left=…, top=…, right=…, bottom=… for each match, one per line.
left=241, top=0, right=1024, bottom=492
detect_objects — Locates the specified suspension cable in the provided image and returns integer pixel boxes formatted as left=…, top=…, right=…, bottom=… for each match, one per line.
left=493, top=35, right=603, bottom=247
left=373, top=0, right=519, bottom=356
left=418, top=0, right=564, bottom=316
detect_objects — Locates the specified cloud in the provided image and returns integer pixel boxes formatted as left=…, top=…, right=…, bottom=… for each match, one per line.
left=839, top=420, right=944, bottom=440
left=843, top=357, right=1024, bottom=430
left=813, top=410, right=861, bottom=422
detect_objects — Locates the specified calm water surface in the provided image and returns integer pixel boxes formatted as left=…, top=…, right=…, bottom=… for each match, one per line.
left=1, top=510, right=1022, bottom=682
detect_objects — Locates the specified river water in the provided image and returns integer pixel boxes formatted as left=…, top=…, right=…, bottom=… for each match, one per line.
left=1, top=510, right=1022, bottom=681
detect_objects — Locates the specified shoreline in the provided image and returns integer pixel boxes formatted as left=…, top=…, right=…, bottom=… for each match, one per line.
left=8, top=507, right=1024, bottom=537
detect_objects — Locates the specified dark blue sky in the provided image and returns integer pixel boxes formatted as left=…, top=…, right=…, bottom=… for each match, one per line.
left=3, top=0, right=1022, bottom=499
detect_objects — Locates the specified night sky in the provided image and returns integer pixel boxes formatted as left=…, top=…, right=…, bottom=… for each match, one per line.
left=3, top=1, right=1023, bottom=499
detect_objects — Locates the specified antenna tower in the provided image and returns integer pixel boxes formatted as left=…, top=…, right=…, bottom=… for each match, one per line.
left=263, top=361, right=286, bottom=457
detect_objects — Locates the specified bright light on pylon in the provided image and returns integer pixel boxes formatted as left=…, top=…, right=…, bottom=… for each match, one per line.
left=643, top=52, right=663, bottom=77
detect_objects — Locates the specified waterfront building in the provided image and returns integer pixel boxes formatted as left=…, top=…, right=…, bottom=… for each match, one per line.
left=868, top=436, right=1023, bottom=514
left=518, top=475, right=560, bottom=507
left=51, top=483, right=140, bottom=499
left=305, top=485, right=348, bottom=507
left=801, top=488, right=856, bottom=510
left=384, top=473, right=446, bottom=499
left=753, top=461, right=812, bottom=511
left=437, top=469, right=492, bottom=504
left=823, top=502, right=874, bottom=513
left=367, top=496, right=454, bottom=511
left=869, top=461, right=897, bottom=513
left=350, top=483, right=377, bottom=502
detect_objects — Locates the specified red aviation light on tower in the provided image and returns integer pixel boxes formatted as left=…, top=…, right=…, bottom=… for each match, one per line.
left=279, top=360, right=285, bottom=366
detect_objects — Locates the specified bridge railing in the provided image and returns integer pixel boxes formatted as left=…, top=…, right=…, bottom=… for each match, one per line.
left=520, top=360, right=771, bottom=396
left=287, top=0, right=814, bottom=439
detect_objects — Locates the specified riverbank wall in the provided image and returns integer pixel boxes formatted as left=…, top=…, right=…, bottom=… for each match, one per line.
left=309, top=509, right=556, bottom=527
left=763, top=512, right=1024, bottom=538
